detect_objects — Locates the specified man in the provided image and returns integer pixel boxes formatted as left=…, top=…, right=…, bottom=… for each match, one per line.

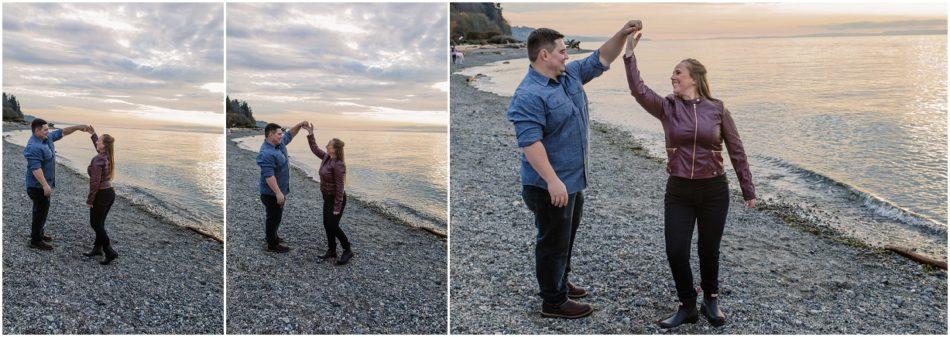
left=507, top=21, right=641, bottom=319
left=256, top=121, right=307, bottom=253
left=23, top=119, right=89, bottom=250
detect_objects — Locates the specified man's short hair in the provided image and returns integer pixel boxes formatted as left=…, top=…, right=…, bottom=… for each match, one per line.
left=264, top=123, right=281, bottom=137
left=527, top=28, right=565, bottom=63
left=31, top=118, right=48, bottom=132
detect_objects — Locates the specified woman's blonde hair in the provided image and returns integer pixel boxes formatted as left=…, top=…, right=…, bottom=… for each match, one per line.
left=680, top=58, right=716, bottom=101
left=101, top=134, right=115, bottom=180
left=330, top=138, right=345, bottom=184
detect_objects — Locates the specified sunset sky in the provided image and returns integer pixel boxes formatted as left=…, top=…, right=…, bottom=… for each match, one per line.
left=2, top=3, right=224, bottom=132
left=227, top=3, right=448, bottom=130
left=502, top=1, right=947, bottom=40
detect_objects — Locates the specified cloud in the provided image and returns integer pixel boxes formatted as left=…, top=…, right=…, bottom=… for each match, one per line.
left=201, top=82, right=225, bottom=94
left=3, top=3, right=223, bottom=128
left=226, top=3, right=448, bottom=125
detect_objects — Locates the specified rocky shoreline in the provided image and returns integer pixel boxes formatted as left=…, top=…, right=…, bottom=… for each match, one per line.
left=2, top=135, right=223, bottom=334
left=225, top=129, right=447, bottom=334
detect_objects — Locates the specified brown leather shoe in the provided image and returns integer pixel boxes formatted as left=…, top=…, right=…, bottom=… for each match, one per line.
left=266, top=243, right=290, bottom=253
left=567, top=282, right=588, bottom=299
left=541, top=299, right=594, bottom=319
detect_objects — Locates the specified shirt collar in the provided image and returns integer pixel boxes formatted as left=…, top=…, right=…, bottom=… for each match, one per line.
left=527, top=65, right=560, bottom=86
left=263, top=140, right=280, bottom=150
left=28, top=135, right=48, bottom=145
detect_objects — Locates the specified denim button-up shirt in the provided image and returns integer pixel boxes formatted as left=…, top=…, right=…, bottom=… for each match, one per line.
left=507, top=49, right=609, bottom=194
left=257, top=132, right=293, bottom=196
left=23, top=129, right=63, bottom=189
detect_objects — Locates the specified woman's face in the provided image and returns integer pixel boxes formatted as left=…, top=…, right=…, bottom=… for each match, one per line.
left=326, top=141, right=336, bottom=158
left=96, top=137, right=105, bottom=152
left=671, top=62, right=696, bottom=96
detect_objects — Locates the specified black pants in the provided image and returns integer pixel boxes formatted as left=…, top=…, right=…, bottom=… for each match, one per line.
left=322, top=193, right=350, bottom=252
left=664, top=175, right=730, bottom=300
left=89, top=188, right=116, bottom=253
left=260, top=194, right=284, bottom=246
left=522, top=185, right=584, bottom=305
left=26, top=187, right=51, bottom=244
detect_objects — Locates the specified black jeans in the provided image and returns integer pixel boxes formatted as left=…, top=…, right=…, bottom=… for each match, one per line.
left=522, top=185, right=584, bottom=305
left=664, top=175, right=730, bottom=300
left=260, top=194, right=284, bottom=246
left=89, top=188, right=116, bottom=253
left=322, top=193, right=350, bottom=253
left=26, top=187, right=51, bottom=244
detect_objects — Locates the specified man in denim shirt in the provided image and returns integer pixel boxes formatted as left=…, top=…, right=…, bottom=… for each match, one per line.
left=507, top=22, right=641, bottom=319
left=22, top=118, right=89, bottom=250
left=257, top=121, right=307, bottom=253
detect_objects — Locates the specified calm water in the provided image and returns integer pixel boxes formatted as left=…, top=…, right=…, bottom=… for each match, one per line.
left=458, top=35, right=947, bottom=258
left=234, top=128, right=448, bottom=233
left=4, top=127, right=225, bottom=239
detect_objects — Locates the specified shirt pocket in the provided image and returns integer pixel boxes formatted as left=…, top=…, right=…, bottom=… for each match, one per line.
left=565, top=83, right=586, bottom=108
left=545, top=95, right=575, bottom=131
left=42, top=147, right=54, bottom=161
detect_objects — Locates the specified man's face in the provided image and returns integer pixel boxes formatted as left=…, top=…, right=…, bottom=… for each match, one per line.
left=540, top=39, right=569, bottom=75
left=33, top=124, right=49, bottom=140
left=268, top=128, right=284, bottom=144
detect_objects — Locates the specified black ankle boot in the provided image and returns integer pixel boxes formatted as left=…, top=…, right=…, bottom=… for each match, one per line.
left=83, top=244, right=103, bottom=257
left=701, top=294, right=726, bottom=326
left=318, top=249, right=337, bottom=260
left=336, top=249, right=353, bottom=265
left=657, top=297, right=698, bottom=328
left=100, top=247, right=118, bottom=265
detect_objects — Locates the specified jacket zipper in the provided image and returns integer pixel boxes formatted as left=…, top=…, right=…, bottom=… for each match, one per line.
left=691, top=103, right=698, bottom=178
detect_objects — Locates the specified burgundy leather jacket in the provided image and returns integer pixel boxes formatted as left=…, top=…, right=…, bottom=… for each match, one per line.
left=623, top=54, right=756, bottom=200
left=86, top=134, right=112, bottom=205
left=307, top=134, right=346, bottom=213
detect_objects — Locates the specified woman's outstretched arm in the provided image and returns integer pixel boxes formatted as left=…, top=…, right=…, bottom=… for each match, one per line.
left=304, top=123, right=327, bottom=160
left=88, top=125, right=98, bottom=147
left=623, top=28, right=670, bottom=120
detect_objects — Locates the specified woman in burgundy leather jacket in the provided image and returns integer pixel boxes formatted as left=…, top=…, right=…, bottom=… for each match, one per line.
left=83, top=126, right=118, bottom=265
left=623, top=25, right=756, bottom=328
left=303, top=122, right=354, bottom=266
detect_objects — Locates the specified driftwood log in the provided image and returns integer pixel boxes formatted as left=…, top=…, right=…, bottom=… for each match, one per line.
left=885, top=245, right=947, bottom=270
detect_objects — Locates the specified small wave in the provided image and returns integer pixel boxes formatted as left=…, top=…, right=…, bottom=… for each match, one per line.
left=54, top=163, right=223, bottom=242
left=291, top=158, right=447, bottom=237
left=753, top=154, right=947, bottom=235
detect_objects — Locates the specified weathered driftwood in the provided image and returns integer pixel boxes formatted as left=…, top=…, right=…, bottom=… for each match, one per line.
left=885, top=245, right=947, bottom=270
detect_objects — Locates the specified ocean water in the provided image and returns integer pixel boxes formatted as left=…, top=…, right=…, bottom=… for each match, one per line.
left=4, top=127, right=225, bottom=239
left=233, top=128, right=448, bottom=233
left=457, top=35, right=947, bottom=259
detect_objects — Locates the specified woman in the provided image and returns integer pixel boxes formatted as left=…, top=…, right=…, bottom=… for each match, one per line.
left=304, top=123, right=353, bottom=265
left=623, top=26, right=756, bottom=328
left=83, top=126, right=118, bottom=265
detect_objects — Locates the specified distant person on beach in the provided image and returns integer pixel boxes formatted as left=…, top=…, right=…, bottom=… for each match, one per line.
left=506, top=21, right=643, bottom=319
left=257, top=121, right=308, bottom=253
left=622, top=22, right=756, bottom=328
left=451, top=46, right=464, bottom=64
left=22, top=119, right=90, bottom=250
left=303, top=122, right=353, bottom=265
left=82, top=126, right=119, bottom=265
